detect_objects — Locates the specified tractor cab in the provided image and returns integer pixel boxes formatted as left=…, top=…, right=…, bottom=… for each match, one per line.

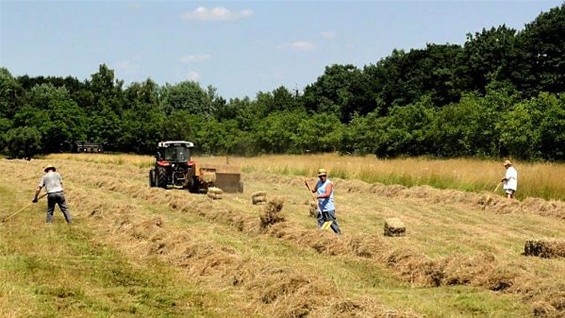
left=156, top=141, right=193, bottom=163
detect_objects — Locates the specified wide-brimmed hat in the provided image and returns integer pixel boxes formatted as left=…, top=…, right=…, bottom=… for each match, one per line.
left=503, top=160, right=512, bottom=167
left=317, top=168, right=327, bottom=177
left=43, top=164, right=56, bottom=172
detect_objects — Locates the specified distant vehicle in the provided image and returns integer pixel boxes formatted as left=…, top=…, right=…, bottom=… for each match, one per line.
left=148, top=140, right=243, bottom=193
left=76, top=142, right=103, bottom=153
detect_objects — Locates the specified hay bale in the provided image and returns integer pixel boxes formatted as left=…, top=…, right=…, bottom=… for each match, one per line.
left=260, top=197, right=285, bottom=229
left=207, top=187, right=223, bottom=200
left=308, top=200, right=317, bottom=218
left=524, top=239, right=565, bottom=258
left=252, top=191, right=267, bottom=205
left=384, top=218, right=406, bottom=237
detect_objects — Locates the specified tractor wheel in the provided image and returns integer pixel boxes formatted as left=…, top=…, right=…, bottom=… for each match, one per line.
left=149, top=169, right=156, bottom=187
left=156, top=166, right=168, bottom=189
left=188, top=176, right=201, bottom=193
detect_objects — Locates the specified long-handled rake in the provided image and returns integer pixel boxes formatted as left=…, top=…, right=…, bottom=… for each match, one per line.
left=304, top=180, right=332, bottom=230
left=1, top=193, right=47, bottom=223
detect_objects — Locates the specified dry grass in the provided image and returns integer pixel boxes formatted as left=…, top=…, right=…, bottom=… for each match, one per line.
left=4, top=154, right=565, bottom=317
left=524, top=239, right=565, bottom=258
left=47, top=153, right=565, bottom=200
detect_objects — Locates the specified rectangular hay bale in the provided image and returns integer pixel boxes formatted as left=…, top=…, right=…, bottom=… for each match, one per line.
left=524, top=239, right=565, bottom=258
left=384, top=218, right=406, bottom=237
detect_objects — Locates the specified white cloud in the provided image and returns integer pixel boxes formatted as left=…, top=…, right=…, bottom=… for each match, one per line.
left=182, top=6, right=254, bottom=21
left=321, top=31, right=336, bottom=40
left=114, top=61, right=139, bottom=71
left=186, top=71, right=201, bottom=81
left=179, top=54, right=212, bottom=63
left=291, top=41, right=316, bottom=51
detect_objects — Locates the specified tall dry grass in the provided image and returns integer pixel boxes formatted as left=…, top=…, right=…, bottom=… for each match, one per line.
left=46, top=153, right=565, bottom=200
left=217, top=154, right=565, bottom=201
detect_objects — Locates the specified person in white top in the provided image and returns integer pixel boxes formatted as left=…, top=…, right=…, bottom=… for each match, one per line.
left=501, top=160, right=518, bottom=199
left=33, top=164, right=72, bottom=223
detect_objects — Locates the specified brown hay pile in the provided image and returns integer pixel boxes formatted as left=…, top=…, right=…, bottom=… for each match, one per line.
left=401, top=185, right=435, bottom=199
left=252, top=191, right=267, bottom=205
left=260, top=197, right=285, bottom=229
left=245, top=266, right=335, bottom=317
left=333, top=179, right=372, bottom=193
left=250, top=172, right=565, bottom=222
left=348, top=234, right=389, bottom=258
left=308, top=200, right=317, bottom=217
left=378, top=247, right=434, bottom=285
left=521, top=198, right=565, bottom=220
left=377, top=184, right=408, bottom=197
left=384, top=218, right=406, bottom=237
left=264, top=223, right=351, bottom=256
left=207, top=187, right=223, bottom=200
left=524, top=239, right=565, bottom=258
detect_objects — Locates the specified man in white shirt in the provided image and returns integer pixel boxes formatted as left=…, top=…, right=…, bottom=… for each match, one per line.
left=501, top=160, right=518, bottom=199
left=33, top=164, right=72, bottom=223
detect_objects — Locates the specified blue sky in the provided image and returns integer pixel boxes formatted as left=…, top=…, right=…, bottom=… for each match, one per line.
left=1, top=1, right=562, bottom=99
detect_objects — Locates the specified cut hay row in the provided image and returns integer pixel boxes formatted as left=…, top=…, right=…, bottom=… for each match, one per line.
left=3, top=158, right=564, bottom=316
left=31, top=161, right=563, bottom=315
left=0, top=160, right=413, bottom=317
left=254, top=173, right=565, bottom=221
left=525, top=239, right=565, bottom=258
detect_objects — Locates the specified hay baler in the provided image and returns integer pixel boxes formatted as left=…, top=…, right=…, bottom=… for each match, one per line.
left=148, top=141, right=243, bottom=193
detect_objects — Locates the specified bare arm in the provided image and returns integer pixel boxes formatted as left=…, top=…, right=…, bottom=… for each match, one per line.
left=317, top=182, right=333, bottom=199
left=34, top=186, right=42, bottom=201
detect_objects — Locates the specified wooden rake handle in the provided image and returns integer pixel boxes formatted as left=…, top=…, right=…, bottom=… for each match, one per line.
left=304, top=180, right=318, bottom=202
left=2, top=193, right=47, bottom=223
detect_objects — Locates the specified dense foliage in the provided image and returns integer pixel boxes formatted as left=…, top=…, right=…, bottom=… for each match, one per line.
left=1, top=5, right=564, bottom=160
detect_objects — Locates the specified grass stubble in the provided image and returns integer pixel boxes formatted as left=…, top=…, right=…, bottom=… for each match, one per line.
left=1, top=154, right=564, bottom=317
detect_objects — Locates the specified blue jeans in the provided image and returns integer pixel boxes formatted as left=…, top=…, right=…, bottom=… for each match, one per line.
left=47, top=192, right=72, bottom=223
left=317, top=210, right=341, bottom=234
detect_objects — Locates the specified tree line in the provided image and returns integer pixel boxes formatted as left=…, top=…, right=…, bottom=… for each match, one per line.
left=1, top=5, right=564, bottom=160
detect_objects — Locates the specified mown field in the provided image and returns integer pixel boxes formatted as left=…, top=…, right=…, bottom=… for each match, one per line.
left=1, top=154, right=564, bottom=317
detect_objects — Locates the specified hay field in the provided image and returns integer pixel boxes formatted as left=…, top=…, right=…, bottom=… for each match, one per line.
left=1, top=155, right=564, bottom=317
left=48, top=153, right=565, bottom=201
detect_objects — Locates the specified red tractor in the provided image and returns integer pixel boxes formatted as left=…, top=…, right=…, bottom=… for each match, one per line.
left=149, top=141, right=243, bottom=193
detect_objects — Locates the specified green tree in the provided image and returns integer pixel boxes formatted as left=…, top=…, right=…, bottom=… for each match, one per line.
left=497, top=95, right=542, bottom=159
left=86, top=64, right=125, bottom=114
left=20, top=84, right=87, bottom=153
left=121, top=79, right=164, bottom=153
left=196, top=118, right=245, bottom=155
left=160, top=110, right=202, bottom=143
left=255, top=111, right=304, bottom=154
left=343, top=111, right=385, bottom=155
left=517, top=4, right=565, bottom=96
left=0, top=117, right=12, bottom=152
left=539, top=93, right=565, bottom=160
left=5, top=126, right=42, bottom=158
left=375, top=98, right=436, bottom=157
left=0, top=68, right=21, bottom=118
left=498, top=92, right=565, bottom=160
left=364, top=44, right=464, bottom=115
left=160, top=81, right=214, bottom=116
left=462, top=26, right=519, bottom=94
left=430, top=93, right=498, bottom=157
left=294, top=113, right=344, bottom=153
left=303, top=64, right=375, bottom=123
